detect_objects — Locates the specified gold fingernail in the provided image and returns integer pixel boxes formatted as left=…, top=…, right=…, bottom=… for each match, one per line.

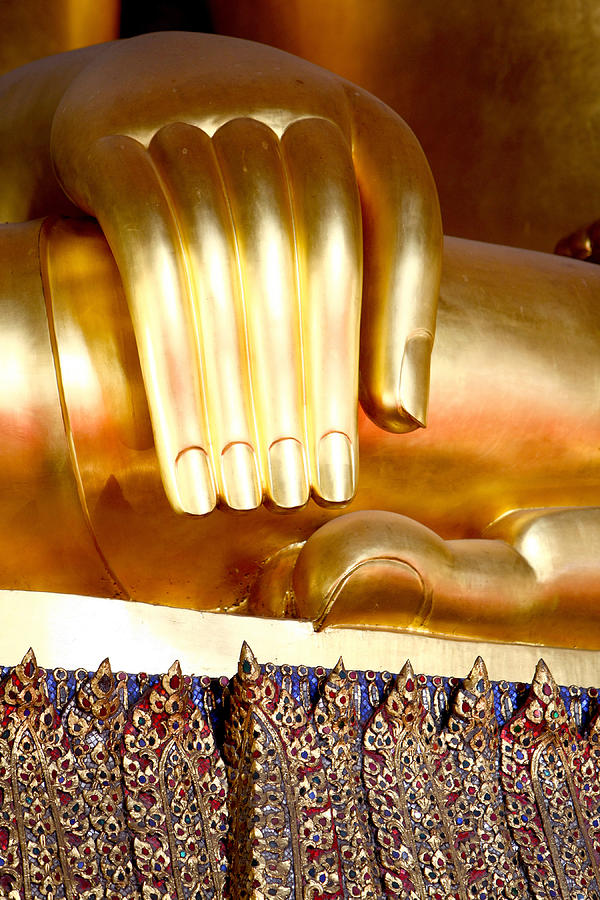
left=175, top=447, right=216, bottom=515
left=317, top=431, right=355, bottom=503
left=221, top=442, right=261, bottom=510
left=268, top=438, right=309, bottom=509
left=399, top=331, right=433, bottom=427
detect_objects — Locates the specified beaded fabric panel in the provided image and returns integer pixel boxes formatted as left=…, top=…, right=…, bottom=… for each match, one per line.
left=123, top=661, right=228, bottom=899
left=501, top=660, right=600, bottom=900
left=0, top=648, right=597, bottom=899
left=224, top=643, right=344, bottom=899
left=63, top=658, right=137, bottom=900
left=0, top=649, right=97, bottom=900
left=313, top=658, right=382, bottom=900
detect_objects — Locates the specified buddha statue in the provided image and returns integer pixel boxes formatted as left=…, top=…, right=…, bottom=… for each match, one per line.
left=0, top=14, right=597, bottom=896
left=0, top=11, right=598, bottom=666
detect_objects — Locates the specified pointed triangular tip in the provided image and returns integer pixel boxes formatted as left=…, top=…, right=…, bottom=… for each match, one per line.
left=395, top=659, right=416, bottom=695
left=158, top=659, right=185, bottom=698
left=472, top=655, right=487, bottom=674
left=240, top=641, right=256, bottom=664
left=464, top=656, right=489, bottom=691
left=15, top=648, right=39, bottom=686
left=399, top=659, right=415, bottom=680
left=96, top=657, right=113, bottom=676
left=167, top=659, right=183, bottom=679
left=535, top=658, right=551, bottom=677
left=20, top=648, right=38, bottom=677
left=22, top=648, right=37, bottom=666
left=91, top=657, right=114, bottom=697
left=238, top=642, right=260, bottom=681
left=532, top=658, right=561, bottom=706
left=533, top=658, right=556, bottom=692
left=332, top=656, right=345, bottom=675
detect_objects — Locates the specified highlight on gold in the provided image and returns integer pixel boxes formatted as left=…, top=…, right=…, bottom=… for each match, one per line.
left=0, top=24, right=599, bottom=655
left=0, top=31, right=441, bottom=515
left=3, top=211, right=600, bottom=651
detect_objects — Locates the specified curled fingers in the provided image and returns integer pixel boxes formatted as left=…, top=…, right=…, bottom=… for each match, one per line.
left=149, top=123, right=262, bottom=511
left=82, top=134, right=215, bottom=514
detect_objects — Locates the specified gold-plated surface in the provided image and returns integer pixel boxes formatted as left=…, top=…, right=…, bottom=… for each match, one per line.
left=0, top=31, right=599, bottom=655
left=5, top=1, right=600, bottom=251
left=3, top=214, right=600, bottom=652
left=0, top=220, right=120, bottom=598
left=291, top=509, right=600, bottom=649
left=0, top=33, right=441, bottom=515
left=211, top=0, right=600, bottom=253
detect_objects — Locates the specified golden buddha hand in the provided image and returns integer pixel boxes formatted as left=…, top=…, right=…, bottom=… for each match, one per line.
left=31, top=32, right=440, bottom=515
left=289, top=509, right=600, bottom=650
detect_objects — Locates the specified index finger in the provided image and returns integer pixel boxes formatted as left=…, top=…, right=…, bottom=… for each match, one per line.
left=80, top=134, right=216, bottom=515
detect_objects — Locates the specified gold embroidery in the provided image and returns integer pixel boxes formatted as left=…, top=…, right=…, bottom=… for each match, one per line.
left=65, top=658, right=138, bottom=900
left=0, top=649, right=99, bottom=899
left=576, top=709, right=600, bottom=870
left=363, top=659, right=464, bottom=900
left=226, top=643, right=352, bottom=899
left=314, top=659, right=381, bottom=900
left=0, top=647, right=595, bottom=900
left=434, top=657, right=528, bottom=900
left=501, top=659, right=600, bottom=899
left=123, top=660, right=228, bottom=900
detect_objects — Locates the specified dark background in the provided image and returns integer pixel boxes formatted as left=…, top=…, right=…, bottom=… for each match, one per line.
left=120, top=0, right=214, bottom=36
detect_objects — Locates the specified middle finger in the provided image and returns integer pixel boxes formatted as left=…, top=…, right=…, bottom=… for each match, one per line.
left=213, top=118, right=309, bottom=510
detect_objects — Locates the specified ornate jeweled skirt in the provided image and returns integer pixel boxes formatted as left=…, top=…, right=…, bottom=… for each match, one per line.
left=0, top=646, right=598, bottom=898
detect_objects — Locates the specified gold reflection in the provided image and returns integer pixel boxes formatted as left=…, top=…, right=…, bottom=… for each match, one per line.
left=0, top=29, right=598, bottom=659
left=7, top=216, right=596, bottom=653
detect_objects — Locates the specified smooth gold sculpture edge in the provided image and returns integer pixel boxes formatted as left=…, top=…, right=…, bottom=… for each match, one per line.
left=288, top=509, right=600, bottom=649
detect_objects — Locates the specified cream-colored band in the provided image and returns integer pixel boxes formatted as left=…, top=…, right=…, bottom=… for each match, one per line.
left=0, top=590, right=597, bottom=687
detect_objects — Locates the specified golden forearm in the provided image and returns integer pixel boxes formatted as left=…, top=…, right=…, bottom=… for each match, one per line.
left=0, top=219, right=123, bottom=597
left=3, top=217, right=599, bottom=617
